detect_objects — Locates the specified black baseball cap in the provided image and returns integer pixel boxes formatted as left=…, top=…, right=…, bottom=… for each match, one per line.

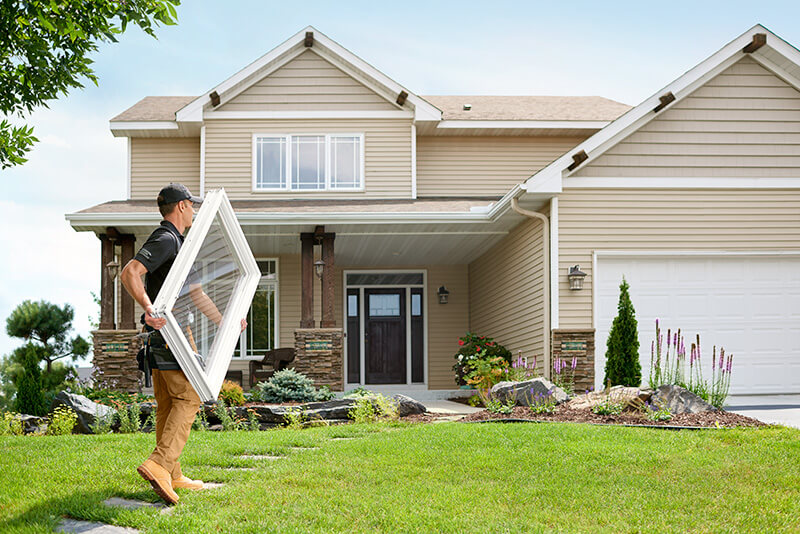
left=157, top=183, right=203, bottom=206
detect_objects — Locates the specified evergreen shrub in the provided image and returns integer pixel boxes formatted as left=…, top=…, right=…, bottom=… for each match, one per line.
left=603, top=278, right=642, bottom=387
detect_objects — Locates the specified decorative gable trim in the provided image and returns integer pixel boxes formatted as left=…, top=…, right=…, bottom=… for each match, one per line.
left=523, top=24, right=800, bottom=192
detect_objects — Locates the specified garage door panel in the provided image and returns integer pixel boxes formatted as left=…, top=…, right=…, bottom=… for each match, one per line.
left=595, top=254, right=800, bottom=394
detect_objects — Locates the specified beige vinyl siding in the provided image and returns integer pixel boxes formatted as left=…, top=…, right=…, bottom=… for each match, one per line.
left=574, top=57, right=800, bottom=178
left=558, top=189, right=800, bottom=329
left=417, top=136, right=586, bottom=197
left=469, top=216, right=547, bottom=369
left=219, top=50, right=397, bottom=112
left=427, top=265, right=469, bottom=389
left=204, top=119, right=413, bottom=199
left=129, top=138, right=200, bottom=200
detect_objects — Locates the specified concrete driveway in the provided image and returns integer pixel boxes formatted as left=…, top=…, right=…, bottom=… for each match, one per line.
left=725, top=395, right=800, bottom=429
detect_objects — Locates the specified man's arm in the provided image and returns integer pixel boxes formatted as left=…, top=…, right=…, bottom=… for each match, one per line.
left=120, top=259, right=166, bottom=330
left=188, top=283, right=223, bottom=326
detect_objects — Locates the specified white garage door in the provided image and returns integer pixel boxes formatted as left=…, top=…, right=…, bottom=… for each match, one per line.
left=595, top=254, right=800, bottom=395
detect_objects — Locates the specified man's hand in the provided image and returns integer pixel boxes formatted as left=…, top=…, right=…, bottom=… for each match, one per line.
left=145, top=306, right=166, bottom=330
left=241, top=318, right=248, bottom=333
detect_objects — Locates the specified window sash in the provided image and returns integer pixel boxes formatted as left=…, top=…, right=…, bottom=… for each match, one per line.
left=254, top=134, right=363, bottom=191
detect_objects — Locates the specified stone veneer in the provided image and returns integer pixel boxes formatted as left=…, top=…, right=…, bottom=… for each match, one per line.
left=293, top=328, right=344, bottom=391
left=551, top=329, right=595, bottom=394
left=91, top=329, right=142, bottom=393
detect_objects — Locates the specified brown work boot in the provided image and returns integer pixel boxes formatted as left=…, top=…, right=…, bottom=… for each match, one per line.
left=172, top=475, right=204, bottom=490
left=137, top=459, right=179, bottom=504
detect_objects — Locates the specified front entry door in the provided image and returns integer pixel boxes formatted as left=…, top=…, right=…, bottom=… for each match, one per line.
left=364, top=288, right=406, bottom=384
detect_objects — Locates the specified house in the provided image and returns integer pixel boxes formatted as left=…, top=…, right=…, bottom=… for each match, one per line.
left=67, top=24, right=800, bottom=398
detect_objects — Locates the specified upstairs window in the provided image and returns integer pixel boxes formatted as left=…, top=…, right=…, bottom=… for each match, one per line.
left=253, top=133, right=363, bottom=191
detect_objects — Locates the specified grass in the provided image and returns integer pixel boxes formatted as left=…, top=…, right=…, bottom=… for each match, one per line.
left=1, top=422, right=799, bottom=533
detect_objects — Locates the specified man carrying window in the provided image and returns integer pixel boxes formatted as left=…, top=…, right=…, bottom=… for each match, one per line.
left=120, top=183, right=245, bottom=505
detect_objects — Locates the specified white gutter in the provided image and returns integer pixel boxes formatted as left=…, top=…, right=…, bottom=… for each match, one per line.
left=437, top=120, right=609, bottom=130
left=511, top=197, right=551, bottom=379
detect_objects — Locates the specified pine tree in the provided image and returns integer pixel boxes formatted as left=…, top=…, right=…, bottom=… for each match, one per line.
left=14, top=344, right=48, bottom=416
left=603, top=277, right=641, bottom=387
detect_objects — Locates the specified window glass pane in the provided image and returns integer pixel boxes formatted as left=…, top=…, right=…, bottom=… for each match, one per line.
left=256, top=137, right=286, bottom=189
left=330, top=136, right=360, bottom=189
left=257, top=260, right=277, bottom=279
left=369, top=294, right=400, bottom=316
left=347, top=273, right=423, bottom=286
left=291, top=135, right=325, bottom=190
left=172, top=214, right=241, bottom=368
left=412, top=294, right=421, bottom=316
left=348, top=294, right=358, bottom=317
left=246, top=281, right=276, bottom=358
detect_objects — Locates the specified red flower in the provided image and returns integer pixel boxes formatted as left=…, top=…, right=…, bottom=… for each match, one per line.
left=458, top=340, right=464, bottom=346
left=487, top=342, right=494, bottom=346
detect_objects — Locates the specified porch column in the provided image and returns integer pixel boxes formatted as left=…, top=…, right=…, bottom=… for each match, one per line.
left=99, top=233, right=115, bottom=330
left=120, top=234, right=136, bottom=330
left=320, top=233, right=336, bottom=327
left=300, top=233, right=315, bottom=328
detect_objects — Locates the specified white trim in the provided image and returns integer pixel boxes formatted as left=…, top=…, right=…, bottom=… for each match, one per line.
left=411, top=123, right=417, bottom=199
left=125, top=137, right=131, bottom=199
left=563, top=177, right=800, bottom=189
left=437, top=120, right=609, bottom=130
left=524, top=24, right=800, bottom=192
left=549, top=197, right=559, bottom=330
left=199, top=126, right=206, bottom=196
left=749, top=53, right=800, bottom=93
left=342, top=269, right=428, bottom=387
left=205, top=110, right=413, bottom=120
left=109, top=121, right=179, bottom=131
left=151, top=189, right=261, bottom=402
left=176, top=26, right=442, bottom=123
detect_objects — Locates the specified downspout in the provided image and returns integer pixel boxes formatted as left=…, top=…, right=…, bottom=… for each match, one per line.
left=511, top=197, right=551, bottom=379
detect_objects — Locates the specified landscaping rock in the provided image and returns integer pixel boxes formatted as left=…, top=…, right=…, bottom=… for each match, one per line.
left=51, top=392, right=116, bottom=434
left=651, top=385, right=716, bottom=414
left=491, top=378, right=569, bottom=406
left=15, top=414, right=46, bottom=434
left=391, top=394, right=427, bottom=417
left=567, top=386, right=654, bottom=411
left=299, top=398, right=359, bottom=421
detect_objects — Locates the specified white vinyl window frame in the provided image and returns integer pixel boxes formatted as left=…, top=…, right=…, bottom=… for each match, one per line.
left=236, top=257, right=280, bottom=360
left=152, top=189, right=261, bottom=402
left=251, top=133, right=365, bottom=193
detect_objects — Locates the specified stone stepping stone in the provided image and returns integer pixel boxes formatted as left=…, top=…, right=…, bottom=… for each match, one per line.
left=220, top=466, right=258, bottom=471
left=238, top=454, right=283, bottom=460
left=330, top=437, right=357, bottom=441
left=290, top=446, right=318, bottom=450
left=102, top=497, right=167, bottom=511
left=57, top=518, right=139, bottom=533
left=202, top=482, right=225, bottom=489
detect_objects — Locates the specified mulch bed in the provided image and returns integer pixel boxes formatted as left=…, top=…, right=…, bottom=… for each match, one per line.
left=459, top=405, right=766, bottom=428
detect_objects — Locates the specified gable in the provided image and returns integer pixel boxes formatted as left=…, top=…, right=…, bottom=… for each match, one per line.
left=217, top=50, right=398, bottom=112
left=573, top=56, right=800, bottom=178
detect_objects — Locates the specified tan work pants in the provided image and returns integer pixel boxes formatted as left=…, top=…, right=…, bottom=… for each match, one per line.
left=147, top=369, right=201, bottom=479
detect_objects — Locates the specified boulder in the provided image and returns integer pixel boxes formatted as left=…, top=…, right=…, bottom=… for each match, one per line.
left=14, top=414, right=46, bottom=434
left=651, top=385, right=716, bottom=414
left=299, top=398, right=359, bottom=421
left=491, top=378, right=569, bottom=406
left=391, top=394, right=427, bottom=417
left=51, top=391, right=116, bottom=434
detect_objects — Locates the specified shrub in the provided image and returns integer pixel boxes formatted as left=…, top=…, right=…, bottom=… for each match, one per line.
left=453, top=332, right=512, bottom=385
left=283, top=407, right=306, bottom=429
left=484, top=396, right=515, bottom=415
left=257, top=369, right=335, bottom=403
left=213, top=397, right=245, bottom=431
left=552, top=356, right=577, bottom=396
left=506, top=352, right=539, bottom=382
left=89, top=409, right=115, bottom=434
left=246, top=408, right=260, bottom=431
left=14, top=344, right=48, bottom=416
left=83, top=387, right=152, bottom=407
left=348, top=394, right=397, bottom=423
left=592, top=398, right=624, bottom=416
left=46, top=406, right=77, bottom=435
left=603, top=278, right=641, bottom=387
left=0, top=412, right=24, bottom=436
left=343, top=387, right=374, bottom=398
left=115, top=402, right=142, bottom=433
left=219, top=380, right=246, bottom=406
left=465, top=356, right=508, bottom=395
left=192, top=408, right=208, bottom=431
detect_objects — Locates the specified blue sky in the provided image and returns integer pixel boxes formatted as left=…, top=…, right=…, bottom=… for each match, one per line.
left=1, top=0, right=799, bottom=362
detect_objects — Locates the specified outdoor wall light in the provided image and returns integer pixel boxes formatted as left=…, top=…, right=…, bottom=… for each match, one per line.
left=314, top=259, right=325, bottom=279
left=568, top=265, right=587, bottom=291
left=437, top=285, right=450, bottom=304
left=105, top=259, right=120, bottom=280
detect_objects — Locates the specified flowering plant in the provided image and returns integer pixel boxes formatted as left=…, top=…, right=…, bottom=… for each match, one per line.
left=452, top=332, right=512, bottom=386
left=552, top=356, right=577, bottom=395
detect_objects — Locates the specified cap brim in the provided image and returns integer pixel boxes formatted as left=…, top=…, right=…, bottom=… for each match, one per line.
left=188, top=195, right=203, bottom=204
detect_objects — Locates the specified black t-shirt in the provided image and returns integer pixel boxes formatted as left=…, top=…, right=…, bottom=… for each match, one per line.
left=134, top=220, right=185, bottom=303
left=134, top=220, right=184, bottom=370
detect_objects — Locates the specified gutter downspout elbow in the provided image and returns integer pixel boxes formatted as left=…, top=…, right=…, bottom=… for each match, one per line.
left=511, top=197, right=551, bottom=379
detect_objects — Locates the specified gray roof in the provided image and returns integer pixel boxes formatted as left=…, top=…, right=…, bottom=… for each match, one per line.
left=111, top=95, right=631, bottom=122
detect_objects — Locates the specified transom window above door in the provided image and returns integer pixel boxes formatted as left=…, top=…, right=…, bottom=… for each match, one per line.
left=253, top=133, right=364, bottom=191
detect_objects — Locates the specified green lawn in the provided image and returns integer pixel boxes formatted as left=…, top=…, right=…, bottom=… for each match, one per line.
left=1, top=422, right=799, bottom=533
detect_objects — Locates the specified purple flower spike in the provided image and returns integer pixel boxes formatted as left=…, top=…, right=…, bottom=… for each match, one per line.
left=656, top=318, right=659, bottom=327
left=572, top=356, right=577, bottom=370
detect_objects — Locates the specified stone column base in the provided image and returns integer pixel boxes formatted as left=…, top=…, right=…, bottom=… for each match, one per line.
left=552, top=329, right=595, bottom=394
left=91, top=330, right=142, bottom=393
left=293, top=328, right=344, bottom=391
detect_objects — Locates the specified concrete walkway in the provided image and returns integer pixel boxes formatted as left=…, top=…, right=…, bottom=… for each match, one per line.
left=422, top=400, right=483, bottom=416
left=725, top=395, right=800, bottom=429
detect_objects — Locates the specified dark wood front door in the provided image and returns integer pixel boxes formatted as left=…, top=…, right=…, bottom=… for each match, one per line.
left=364, top=288, right=406, bottom=384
